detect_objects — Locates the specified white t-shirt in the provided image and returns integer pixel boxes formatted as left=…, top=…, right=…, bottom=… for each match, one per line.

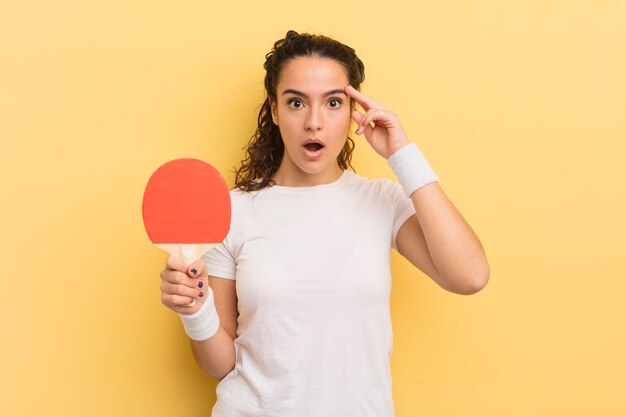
left=204, top=169, right=416, bottom=417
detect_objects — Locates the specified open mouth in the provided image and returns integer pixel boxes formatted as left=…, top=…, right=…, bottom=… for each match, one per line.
left=302, top=142, right=325, bottom=159
left=303, top=143, right=324, bottom=152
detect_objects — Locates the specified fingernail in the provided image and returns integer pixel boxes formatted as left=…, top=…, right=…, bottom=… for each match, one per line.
left=199, top=291, right=204, bottom=298
left=190, top=268, right=198, bottom=277
left=198, top=281, right=203, bottom=288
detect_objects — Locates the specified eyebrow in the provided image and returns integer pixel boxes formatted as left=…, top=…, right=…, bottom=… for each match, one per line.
left=281, top=88, right=346, bottom=99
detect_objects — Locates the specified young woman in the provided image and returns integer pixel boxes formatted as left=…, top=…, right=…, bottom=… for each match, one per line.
left=159, top=30, right=489, bottom=416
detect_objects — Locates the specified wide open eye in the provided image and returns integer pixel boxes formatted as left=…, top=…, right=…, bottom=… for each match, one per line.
left=329, top=99, right=342, bottom=109
left=288, top=99, right=303, bottom=109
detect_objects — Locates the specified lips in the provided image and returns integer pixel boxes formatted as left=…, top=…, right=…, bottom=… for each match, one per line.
left=303, top=137, right=324, bottom=145
left=302, top=139, right=325, bottom=159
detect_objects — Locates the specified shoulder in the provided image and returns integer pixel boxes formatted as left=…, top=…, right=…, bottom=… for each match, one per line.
left=227, top=184, right=264, bottom=199
left=343, top=170, right=399, bottom=195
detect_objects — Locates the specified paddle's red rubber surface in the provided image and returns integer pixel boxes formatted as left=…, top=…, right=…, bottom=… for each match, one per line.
left=142, top=158, right=231, bottom=244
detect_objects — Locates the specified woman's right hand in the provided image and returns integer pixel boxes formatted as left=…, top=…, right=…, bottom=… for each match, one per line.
left=160, top=255, right=208, bottom=315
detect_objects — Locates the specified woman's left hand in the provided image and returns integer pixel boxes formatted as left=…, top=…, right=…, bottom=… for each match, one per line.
left=345, top=84, right=411, bottom=160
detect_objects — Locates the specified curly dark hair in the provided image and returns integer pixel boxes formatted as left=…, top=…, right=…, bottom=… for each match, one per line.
left=231, top=30, right=366, bottom=192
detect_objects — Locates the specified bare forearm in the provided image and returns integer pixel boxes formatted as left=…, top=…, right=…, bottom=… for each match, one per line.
left=411, top=182, right=490, bottom=293
left=190, top=326, right=236, bottom=380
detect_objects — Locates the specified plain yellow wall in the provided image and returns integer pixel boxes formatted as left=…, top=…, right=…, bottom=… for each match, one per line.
left=2, top=1, right=625, bottom=416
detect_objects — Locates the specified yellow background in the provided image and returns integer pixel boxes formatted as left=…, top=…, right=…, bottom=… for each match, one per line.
left=1, top=1, right=625, bottom=416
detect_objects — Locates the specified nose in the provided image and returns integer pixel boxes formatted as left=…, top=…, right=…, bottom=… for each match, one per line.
left=305, top=106, right=323, bottom=131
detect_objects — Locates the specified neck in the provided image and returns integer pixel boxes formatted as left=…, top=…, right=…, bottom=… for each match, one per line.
left=271, top=163, right=343, bottom=187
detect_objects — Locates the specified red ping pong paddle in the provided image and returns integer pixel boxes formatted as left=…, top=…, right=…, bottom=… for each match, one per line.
left=142, top=158, right=231, bottom=307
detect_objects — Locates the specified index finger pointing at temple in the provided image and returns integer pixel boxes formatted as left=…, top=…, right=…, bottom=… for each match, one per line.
left=345, top=84, right=382, bottom=111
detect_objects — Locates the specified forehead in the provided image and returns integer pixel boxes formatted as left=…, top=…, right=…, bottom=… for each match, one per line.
left=278, top=57, right=349, bottom=91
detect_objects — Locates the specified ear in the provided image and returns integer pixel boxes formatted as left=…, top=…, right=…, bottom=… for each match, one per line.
left=270, top=100, right=278, bottom=125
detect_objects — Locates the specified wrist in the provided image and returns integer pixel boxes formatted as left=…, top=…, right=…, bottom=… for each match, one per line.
left=387, top=142, right=439, bottom=197
left=178, top=287, right=221, bottom=341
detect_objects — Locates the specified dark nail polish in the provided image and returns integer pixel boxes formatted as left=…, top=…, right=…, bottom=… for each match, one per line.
left=190, top=268, right=198, bottom=276
left=199, top=291, right=204, bottom=298
left=198, top=281, right=203, bottom=288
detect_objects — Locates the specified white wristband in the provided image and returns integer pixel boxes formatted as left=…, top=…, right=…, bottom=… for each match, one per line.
left=178, top=286, right=221, bottom=341
left=387, top=142, right=439, bottom=197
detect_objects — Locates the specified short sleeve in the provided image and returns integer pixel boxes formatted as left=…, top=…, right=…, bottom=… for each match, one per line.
left=389, top=180, right=416, bottom=252
left=202, top=234, right=236, bottom=280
